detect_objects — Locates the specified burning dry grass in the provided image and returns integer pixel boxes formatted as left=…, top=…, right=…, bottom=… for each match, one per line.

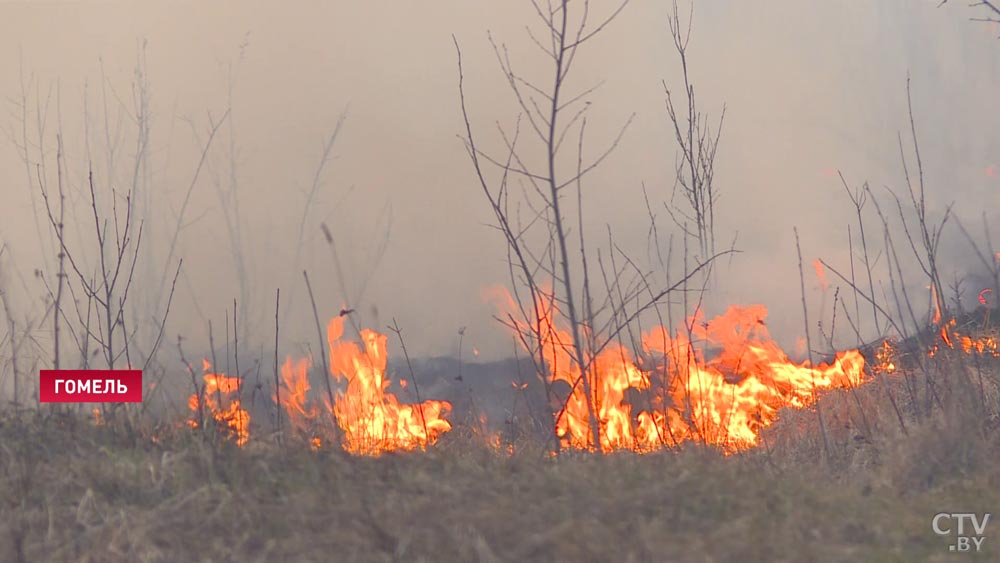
left=3, top=361, right=1000, bottom=563
left=493, top=288, right=870, bottom=454
left=187, top=361, right=250, bottom=447
left=189, top=315, right=453, bottom=456
left=4, top=311, right=1000, bottom=561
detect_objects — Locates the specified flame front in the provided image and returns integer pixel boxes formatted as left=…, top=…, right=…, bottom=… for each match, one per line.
left=187, top=362, right=250, bottom=447
left=937, top=318, right=1000, bottom=358
left=275, top=316, right=453, bottom=455
left=495, top=289, right=867, bottom=453
left=276, top=356, right=320, bottom=443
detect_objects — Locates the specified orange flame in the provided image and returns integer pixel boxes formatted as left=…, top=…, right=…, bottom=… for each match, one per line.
left=882, top=310, right=1000, bottom=364
left=813, top=259, right=828, bottom=291
left=493, top=288, right=866, bottom=453
left=931, top=284, right=942, bottom=326
left=940, top=319, right=955, bottom=349
left=275, top=356, right=321, bottom=443
left=187, top=362, right=250, bottom=447
left=275, top=316, right=453, bottom=455
left=937, top=318, right=999, bottom=358
left=874, top=340, right=897, bottom=375
left=326, top=316, right=452, bottom=455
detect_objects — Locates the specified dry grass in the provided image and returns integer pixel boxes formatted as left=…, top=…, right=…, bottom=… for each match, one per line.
left=2, top=358, right=1000, bottom=563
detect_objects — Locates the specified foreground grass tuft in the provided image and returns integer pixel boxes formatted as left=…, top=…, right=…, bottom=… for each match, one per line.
left=1, top=401, right=998, bottom=562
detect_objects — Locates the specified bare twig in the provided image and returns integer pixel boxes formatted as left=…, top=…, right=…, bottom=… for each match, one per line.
left=795, top=227, right=831, bottom=466
left=388, top=319, right=428, bottom=441
left=273, top=288, right=282, bottom=442
left=303, top=270, right=342, bottom=446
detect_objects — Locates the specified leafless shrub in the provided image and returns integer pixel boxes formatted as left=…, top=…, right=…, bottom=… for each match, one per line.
left=663, top=0, right=726, bottom=263
left=940, top=0, right=1000, bottom=34
left=455, top=1, right=726, bottom=453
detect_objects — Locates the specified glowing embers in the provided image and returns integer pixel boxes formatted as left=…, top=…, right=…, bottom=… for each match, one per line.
left=935, top=318, right=1000, bottom=359
left=873, top=340, right=898, bottom=375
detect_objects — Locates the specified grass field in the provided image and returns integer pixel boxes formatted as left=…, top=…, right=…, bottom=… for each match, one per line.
left=2, top=349, right=999, bottom=563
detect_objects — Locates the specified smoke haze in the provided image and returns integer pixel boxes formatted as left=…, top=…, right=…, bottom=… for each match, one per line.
left=1, top=1, right=998, bottom=363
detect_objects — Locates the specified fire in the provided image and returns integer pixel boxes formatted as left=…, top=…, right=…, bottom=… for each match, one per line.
left=187, top=362, right=250, bottom=447
left=275, top=315, right=453, bottom=455
left=493, top=288, right=866, bottom=453
left=275, top=356, right=320, bottom=441
left=932, top=284, right=942, bottom=326
left=873, top=340, right=897, bottom=375
left=326, top=316, right=452, bottom=454
left=936, top=318, right=1000, bottom=358
left=813, top=259, right=828, bottom=291
left=878, top=307, right=1000, bottom=368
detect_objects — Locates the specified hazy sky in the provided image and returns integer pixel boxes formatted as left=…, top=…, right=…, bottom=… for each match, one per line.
left=1, top=1, right=998, bottom=362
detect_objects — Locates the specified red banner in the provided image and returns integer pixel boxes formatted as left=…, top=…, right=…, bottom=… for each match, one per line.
left=39, top=370, right=143, bottom=403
